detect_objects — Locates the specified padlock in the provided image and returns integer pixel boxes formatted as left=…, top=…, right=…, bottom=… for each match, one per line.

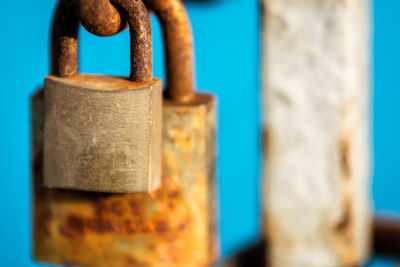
left=32, top=0, right=218, bottom=266
left=43, top=0, right=161, bottom=193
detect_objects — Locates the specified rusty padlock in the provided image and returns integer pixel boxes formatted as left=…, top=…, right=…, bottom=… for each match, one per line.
left=31, top=0, right=218, bottom=266
left=43, top=0, right=161, bottom=193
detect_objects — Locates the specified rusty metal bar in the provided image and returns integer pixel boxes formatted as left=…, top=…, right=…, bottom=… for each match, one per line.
left=51, top=0, right=79, bottom=77
left=113, top=0, right=152, bottom=81
left=51, top=0, right=152, bottom=82
left=74, top=0, right=127, bottom=37
left=144, top=0, right=195, bottom=102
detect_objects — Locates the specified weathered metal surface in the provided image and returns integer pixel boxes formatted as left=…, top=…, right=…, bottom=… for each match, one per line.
left=32, top=91, right=218, bottom=266
left=46, top=0, right=159, bottom=193
left=144, top=0, right=194, bottom=102
left=52, top=0, right=152, bottom=82
left=43, top=74, right=162, bottom=193
left=261, top=0, right=372, bottom=266
left=51, top=0, right=79, bottom=78
left=74, top=0, right=127, bottom=37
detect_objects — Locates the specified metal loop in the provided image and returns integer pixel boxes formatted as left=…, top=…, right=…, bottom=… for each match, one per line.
left=51, top=0, right=152, bottom=82
left=144, top=0, right=195, bottom=102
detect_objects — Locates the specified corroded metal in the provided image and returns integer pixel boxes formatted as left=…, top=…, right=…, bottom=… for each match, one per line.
left=74, top=0, right=127, bottom=37
left=52, top=0, right=152, bottom=82
left=56, top=0, right=195, bottom=101
left=32, top=91, right=218, bottom=266
left=144, top=0, right=195, bottom=102
left=37, top=1, right=218, bottom=265
left=50, top=0, right=79, bottom=77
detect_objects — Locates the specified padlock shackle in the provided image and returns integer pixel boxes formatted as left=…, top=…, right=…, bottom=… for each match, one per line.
left=51, top=0, right=152, bottom=82
left=144, top=0, right=195, bottom=102
left=74, top=0, right=127, bottom=37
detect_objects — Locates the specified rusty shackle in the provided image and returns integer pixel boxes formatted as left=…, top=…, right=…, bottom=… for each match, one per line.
left=145, top=0, right=195, bottom=102
left=68, top=0, right=195, bottom=102
left=51, top=0, right=152, bottom=82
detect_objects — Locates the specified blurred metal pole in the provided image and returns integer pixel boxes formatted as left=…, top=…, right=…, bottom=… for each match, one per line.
left=261, top=0, right=372, bottom=266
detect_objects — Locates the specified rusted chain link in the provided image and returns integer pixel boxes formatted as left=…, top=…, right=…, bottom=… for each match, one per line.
left=51, top=0, right=152, bottom=82
left=113, top=0, right=152, bottom=81
left=74, top=0, right=127, bottom=37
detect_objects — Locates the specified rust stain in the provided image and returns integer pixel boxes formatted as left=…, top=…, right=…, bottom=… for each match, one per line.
left=333, top=198, right=357, bottom=266
left=335, top=203, right=352, bottom=233
left=262, top=127, right=271, bottom=158
left=155, top=220, right=169, bottom=233
left=340, top=136, right=352, bottom=179
left=168, top=190, right=181, bottom=199
left=86, top=218, right=120, bottom=234
left=129, top=200, right=141, bottom=216
left=66, top=215, right=85, bottom=235
left=34, top=208, right=52, bottom=236
left=177, top=220, right=188, bottom=231
left=125, top=256, right=139, bottom=265
left=110, top=201, right=123, bottom=216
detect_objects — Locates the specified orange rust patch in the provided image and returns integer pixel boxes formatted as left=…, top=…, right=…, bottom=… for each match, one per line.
left=110, top=201, right=123, bottom=216
left=126, top=256, right=139, bottom=265
left=177, top=220, right=188, bottom=231
left=168, top=190, right=181, bottom=198
left=66, top=215, right=85, bottom=235
left=334, top=197, right=357, bottom=265
left=155, top=220, right=169, bottom=233
left=169, top=126, right=192, bottom=150
left=335, top=206, right=351, bottom=233
left=129, top=200, right=141, bottom=216
left=262, top=127, right=272, bottom=158
left=334, top=199, right=353, bottom=241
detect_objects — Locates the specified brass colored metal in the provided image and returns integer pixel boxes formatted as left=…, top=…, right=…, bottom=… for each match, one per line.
left=43, top=75, right=162, bottom=193
left=32, top=91, right=218, bottom=266
left=52, top=0, right=152, bottom=82
left=45, top=0, right=161, bottom=193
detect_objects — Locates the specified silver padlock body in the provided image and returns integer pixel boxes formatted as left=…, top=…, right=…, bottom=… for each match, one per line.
left=43, top=74, right=162, bottom=193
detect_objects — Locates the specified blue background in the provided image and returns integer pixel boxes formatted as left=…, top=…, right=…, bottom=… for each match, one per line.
left=0, top=0, right=398, bottom=266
